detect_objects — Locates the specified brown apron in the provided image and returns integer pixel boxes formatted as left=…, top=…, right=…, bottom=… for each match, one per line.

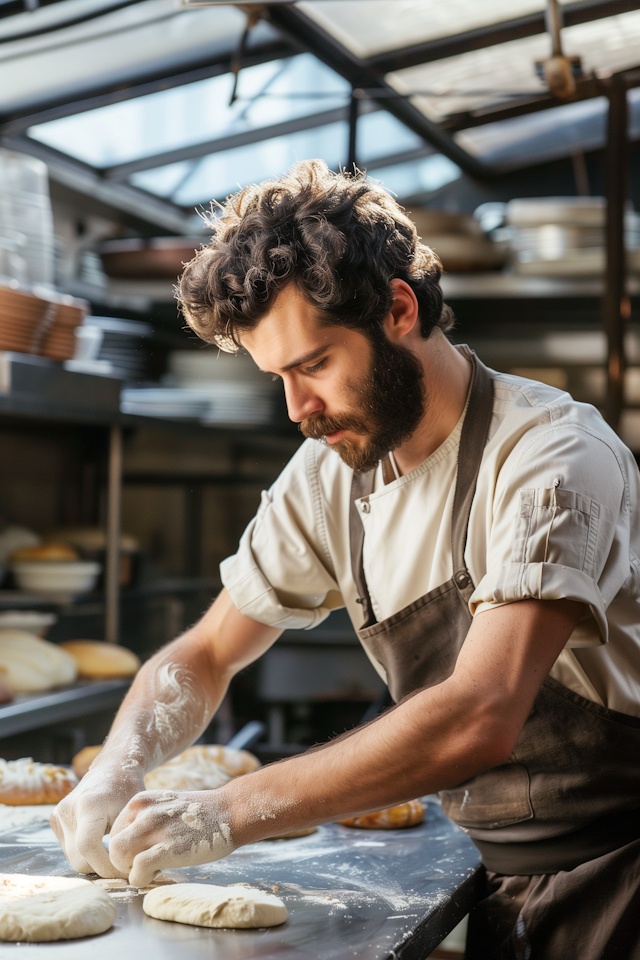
left=350, top=353, right=640, bottom=876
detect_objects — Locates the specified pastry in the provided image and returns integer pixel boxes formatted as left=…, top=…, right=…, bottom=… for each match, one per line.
left=10, top=543, right=78, bottom=562
left=71, top=745, right=102, bottom=779
left=0, top=631, right=77, bottom=692
left=0, top=758, right=77, bottom=805
left=0, top=875, right=116, bottom=942
left=144, top=744, right=260, bottom=791
left=59, top=640, right=140, bottom=678
left=143, top=883, right=287, bottom=928
left=339, top=799, right=425, bottom=829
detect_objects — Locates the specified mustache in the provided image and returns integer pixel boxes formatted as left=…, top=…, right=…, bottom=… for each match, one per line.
left=300, top=414, right=369, bottom=441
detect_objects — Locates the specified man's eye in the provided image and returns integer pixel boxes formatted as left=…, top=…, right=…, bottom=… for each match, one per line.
left=306, top=358, right=326, bottom=374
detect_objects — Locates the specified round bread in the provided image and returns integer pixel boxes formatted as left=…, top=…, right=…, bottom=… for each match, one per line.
left=10, top=543, right=78, bottom=562
left=339, top=799, right=425, bottom=830
left=144, top=745, right=260, bottom=792
left=142, top=883, right=287, bottom=929
left=0, top=759, right=77, bottom=805
left=59, top=640, right=140, bottom=678
left=0, top=631, right=77, bottom=692
left=71, top=745, right=103, bottom=780
left=0, top=678, right=12, bottom=705
left=0, top=874, right=117, bottom=942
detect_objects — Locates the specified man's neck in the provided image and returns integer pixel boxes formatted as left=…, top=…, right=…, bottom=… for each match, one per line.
left=391, top=333, right=473, bottom=477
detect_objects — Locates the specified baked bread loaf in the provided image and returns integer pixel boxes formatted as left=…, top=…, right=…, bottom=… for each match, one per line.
left=144, top=745, right=260, bottom=791
left=71, top=745, right=102, bottom=780
left=0, top=678, right=13, bottom=704
left=0, top=631, right=77, bottom=693
left=10, top=543, right=78, bottom=562
left=0, top=759, right=77, bottom=805
left=59, top=641, right=140, bottom=679
left=339, top=799, right=425, bottom=830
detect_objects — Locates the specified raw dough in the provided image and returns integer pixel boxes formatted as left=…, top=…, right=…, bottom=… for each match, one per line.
left=0, top=874, right=117, bottom=942
left=0, top=758, right=77, bottom=805
left=144, top=745, right=260, bottom=791
left=339, top=799, right=425, bottom=830
left=60, top=640, right=140, bottom=679
left=143, top=883, right=287, bottom=929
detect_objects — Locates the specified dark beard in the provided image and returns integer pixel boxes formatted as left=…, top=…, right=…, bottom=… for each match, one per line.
left=300, top=333, right=426, bottom=474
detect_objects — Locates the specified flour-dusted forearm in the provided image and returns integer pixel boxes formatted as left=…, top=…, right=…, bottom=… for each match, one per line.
left=51, top=589, right=281, bottom=879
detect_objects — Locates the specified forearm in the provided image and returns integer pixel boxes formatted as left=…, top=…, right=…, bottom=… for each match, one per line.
left=96, top=633, right=223, bottom=776
left=224, top=673, right=498, bottom=843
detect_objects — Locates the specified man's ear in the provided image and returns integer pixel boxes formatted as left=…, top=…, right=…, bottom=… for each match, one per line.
left=384, top=279, right=420, bottom=342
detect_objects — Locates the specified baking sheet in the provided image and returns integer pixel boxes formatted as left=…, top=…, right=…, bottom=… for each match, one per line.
left=0, top=798, right=481, bottom=959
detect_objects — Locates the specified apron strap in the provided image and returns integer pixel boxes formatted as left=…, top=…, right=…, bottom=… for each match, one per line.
left=349, top=469, right=377, bottom=628
left=451, top=355, right=494, bottom=601
left=349, top=350, right=494, bottom=627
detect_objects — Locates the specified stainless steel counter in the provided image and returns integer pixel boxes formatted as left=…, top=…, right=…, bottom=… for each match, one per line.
left=0, top=797, right=482, bottom=959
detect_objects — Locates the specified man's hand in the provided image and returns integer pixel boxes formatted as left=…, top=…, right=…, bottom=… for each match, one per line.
left=51, top=759, right=145, bottom=878
left=109, top=789, right=236, bottom=887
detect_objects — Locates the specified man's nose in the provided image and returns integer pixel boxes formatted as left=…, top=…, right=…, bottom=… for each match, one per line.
left=284, top=381, right=323, bottom=423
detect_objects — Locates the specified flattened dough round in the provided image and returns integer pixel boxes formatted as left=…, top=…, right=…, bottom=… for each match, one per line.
left=0, top=874, right=117, bottom=942
left=143, top=883, right=287, bottom=929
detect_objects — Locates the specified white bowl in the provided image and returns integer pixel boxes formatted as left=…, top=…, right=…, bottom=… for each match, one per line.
left=12, top=561, right=101, bottom=597
left=0, top=610, right=57, bottom=636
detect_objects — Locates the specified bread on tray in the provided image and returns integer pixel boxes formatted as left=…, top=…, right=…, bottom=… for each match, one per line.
left=0, top=759, right=77, bottom=805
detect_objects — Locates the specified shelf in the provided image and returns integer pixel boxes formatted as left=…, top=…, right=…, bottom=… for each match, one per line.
left=0, top=679, right=131, bottom=738
left=0, top=578, right=217, bottom=611
left=441, top=273, right=640, bottom=299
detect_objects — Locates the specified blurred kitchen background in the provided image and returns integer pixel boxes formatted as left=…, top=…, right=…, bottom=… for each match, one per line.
left=0, top=0, right=639, bottom=766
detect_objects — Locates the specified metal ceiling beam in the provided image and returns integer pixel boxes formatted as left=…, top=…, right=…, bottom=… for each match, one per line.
left=0, top=37, right=298, bottom=133
left=104, top=101, right=379, bottom=180
left=0, top=134, right=195, bottom=233
left=440, top=76, right=605, bottom=133
left=367, top=0, right=640, bottom=74
left=265, top=3, right=492, bottom=181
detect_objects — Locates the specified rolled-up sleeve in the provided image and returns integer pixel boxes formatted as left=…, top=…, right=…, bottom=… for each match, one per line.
left=470, top=424, right=630, bottom=645
left=220, top=441, right=343, bottom=629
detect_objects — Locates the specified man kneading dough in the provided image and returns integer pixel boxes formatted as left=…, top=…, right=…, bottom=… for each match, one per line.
left=52, top=162, right=640, bottom=960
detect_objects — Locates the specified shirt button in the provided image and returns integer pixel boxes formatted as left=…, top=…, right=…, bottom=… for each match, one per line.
left=360, top=501, right=371, bottom=514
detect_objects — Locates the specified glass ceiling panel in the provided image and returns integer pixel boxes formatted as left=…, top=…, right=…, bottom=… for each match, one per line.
left=386, top=9, right=640, bottom=122
left=457, top=88, right=640, bottom=169
left=0, top=1, right=274, bottom=118
left=28, top=53, right=350, bottom=168
left=133, top=121, right=350, bottom=206
left=130, top=113, right=446, bottom=208
left=297, top=0, right=583, bottom=60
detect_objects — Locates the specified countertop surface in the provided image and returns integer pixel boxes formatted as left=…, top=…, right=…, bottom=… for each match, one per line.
left=0, top=798, right=482, bottom=959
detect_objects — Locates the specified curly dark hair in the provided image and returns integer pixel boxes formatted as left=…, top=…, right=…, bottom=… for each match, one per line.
left=177, top=159, right=454, bottom=351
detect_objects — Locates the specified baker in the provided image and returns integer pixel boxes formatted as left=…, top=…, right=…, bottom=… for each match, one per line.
left=52, top=160, right=640, bottom=958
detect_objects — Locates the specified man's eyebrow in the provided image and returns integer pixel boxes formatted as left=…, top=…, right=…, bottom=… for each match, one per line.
left=279, top=346, right=328, bottom=373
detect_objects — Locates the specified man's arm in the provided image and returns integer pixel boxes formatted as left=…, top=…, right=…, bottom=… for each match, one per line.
left=109, top=597, right=583, bottom=885
left=51, top=589, right=281, bottom=878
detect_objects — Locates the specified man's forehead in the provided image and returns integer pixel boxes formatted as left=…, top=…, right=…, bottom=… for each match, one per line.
left=241, top=288, right=334, bottom=371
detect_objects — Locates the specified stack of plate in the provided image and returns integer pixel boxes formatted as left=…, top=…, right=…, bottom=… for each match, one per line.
left=0, top=282, right=87, bottom=359
left=83, top=317, right=153, bottom=382
left=121, top=384, right=275, bottom=425
left=506, top=197, right=640, bottom=276
left=0, top=150, right=55, bottom=287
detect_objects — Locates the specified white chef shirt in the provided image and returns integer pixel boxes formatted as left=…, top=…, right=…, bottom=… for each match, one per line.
left=221, top=350, right=640, bottom=718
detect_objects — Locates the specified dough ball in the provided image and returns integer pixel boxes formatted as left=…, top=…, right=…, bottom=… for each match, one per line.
left=0, top=874, right=117, bottom=942
left=0, top=758, right=77, bottom=805
left=339, top=799, right=425, bottom=830
left=143, top=883, right=287, bottom=929
left=60, top=640, right=140, bottom=679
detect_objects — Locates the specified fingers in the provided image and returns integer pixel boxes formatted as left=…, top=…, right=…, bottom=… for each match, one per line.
left=50, top=806, right=94, bottom=875
left=74, top=818, right=127, bottom=879
left=128, top=845, right=164, bottom=888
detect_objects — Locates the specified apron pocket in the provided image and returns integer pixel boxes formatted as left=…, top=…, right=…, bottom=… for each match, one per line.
left=440, top=756, right=533, bottom=829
